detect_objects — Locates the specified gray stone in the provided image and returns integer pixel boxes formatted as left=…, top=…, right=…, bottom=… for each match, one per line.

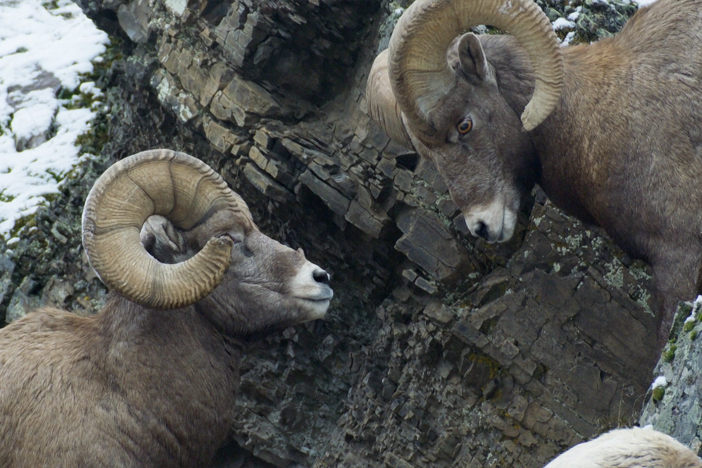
left=30, top=0, right=666, bottom=466
left=242, top=163, right=293, bottom=203
left=423, top=300, right=453, bottom=324
left=221, top=76, right=289, bottom=125
left=204, top=118, right=238, bottom=154
left=394, top=208, right=469, bottom=281
left=151, top=70, right=199, bottom=123
left=0, top=252, right=15, bottom=307
left=299, top=170, right=350, bottom=216
left=41, top=275, right=75, bottom=308
left=414, top=276, right=438, bottom=295
left=640, top=300, right=702, bottom=452
left=6, top=277, right=40, bottom=324
left=117, top=0, right=151, bottom=44
left=249, top=145, right=269, bottom=171
left=344, top=199, right=389, bottom=239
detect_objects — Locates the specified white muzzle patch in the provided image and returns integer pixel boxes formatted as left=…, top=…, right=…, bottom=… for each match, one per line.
left=462, top=199, right=517, bottom=243
left=290, top=261, right=333, bottom=319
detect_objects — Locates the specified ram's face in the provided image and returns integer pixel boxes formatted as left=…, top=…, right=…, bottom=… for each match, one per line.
left=142, top=209, right=333, bottom=336
left=366, top=0, right=564, bottom=243
left=82, top=149, right=333, bottom=333
left=407, top=68, right=536, bottom=243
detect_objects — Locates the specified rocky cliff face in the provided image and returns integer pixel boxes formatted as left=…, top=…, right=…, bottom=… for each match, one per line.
left=640, top=299, right=702, bottom=456
left=0, top=0, right=677, bottom=466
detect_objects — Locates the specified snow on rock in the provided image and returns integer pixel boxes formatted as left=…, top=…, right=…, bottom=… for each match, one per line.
left=0, top=0, right=108, bottom=239
left=561, top=31, right=576, bottom=47
left=633, top=0, right=660, bottom=6
left=652, top=376, right=668, bottom=389
left=9, top=88, right=58, bottom=150
left=567, top=8, right=582, bottom=22
left=552, top=17, right=576, bottom=31
left=641, top=299, right=702, bottom=448
left=693, top=295, right=702, bottom=311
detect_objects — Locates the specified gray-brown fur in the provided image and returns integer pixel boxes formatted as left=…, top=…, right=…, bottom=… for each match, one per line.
left=0, top=153, right=333, bottom=467
left=374, top=0, right=702, bottom=342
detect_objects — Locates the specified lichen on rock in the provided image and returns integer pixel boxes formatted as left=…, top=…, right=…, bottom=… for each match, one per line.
left=2, top=0, right=681, bottom=466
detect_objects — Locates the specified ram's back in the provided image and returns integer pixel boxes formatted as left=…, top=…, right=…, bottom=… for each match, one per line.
left=0, top=307, right=236, bottom=467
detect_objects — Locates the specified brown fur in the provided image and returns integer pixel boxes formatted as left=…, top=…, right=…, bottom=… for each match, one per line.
left=396, top=0, right=702, bottom=342
left=0, top=206, right=332, bottom=466
left=0, top=301, right=237, bottom=467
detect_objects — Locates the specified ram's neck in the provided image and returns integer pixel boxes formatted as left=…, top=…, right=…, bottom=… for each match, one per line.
left=94, top=294, right=240, bottom=465
left=483, top=35, right=632, bottom=224
left=529, top=38, right=634, bottom=224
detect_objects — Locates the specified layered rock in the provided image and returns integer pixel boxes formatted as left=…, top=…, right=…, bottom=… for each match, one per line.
left=0, top=0, right=669, bottom=467
left=640, top=299, right=702, bottom=456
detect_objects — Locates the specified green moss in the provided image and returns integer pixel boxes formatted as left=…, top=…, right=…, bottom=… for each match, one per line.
left=9, top=214, right=37, bottom=240
left=532, top=364, right=547, bottom=381
left=652, top=386, right=665, bottom=402
left=7, top=194, right=56, bottom=240
left=75, top=116, right=109, bottom=156
left=479, top=317, right=499, bottom=335
left=41, top=0, right=59, bottom=9
left=678, top=303, right=694, bottom=316
left=468, top=352, right=501, bottom=380
left=684, top=320, right=696, bottom=333
left=57, top=87, right=77, bottom=101
left=690, top=330, right=698, bottom=341
left=663, top=344, right=677, bottom=363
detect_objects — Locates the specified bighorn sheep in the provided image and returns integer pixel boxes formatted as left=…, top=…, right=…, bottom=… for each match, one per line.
left=367, top=0, right=702, bottom=341
left=544, top=427, right=702, bottom=468
left=0, top=150, right=333, bottom=467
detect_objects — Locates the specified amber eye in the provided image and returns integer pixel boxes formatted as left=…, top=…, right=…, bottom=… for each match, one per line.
left=457, top=117, right=473, bottom=134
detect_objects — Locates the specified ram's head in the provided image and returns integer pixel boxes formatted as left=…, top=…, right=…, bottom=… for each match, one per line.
left=367, top=0, right=563, bottom=243
left=82, top=149, right=333, bottom=334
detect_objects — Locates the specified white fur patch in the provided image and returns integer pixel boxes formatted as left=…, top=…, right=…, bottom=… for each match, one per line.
left=290, top=261, right=333, bottom=319
left=544, top=427, right=701, bottom=468
left=462, top=199, right=517, bottom=243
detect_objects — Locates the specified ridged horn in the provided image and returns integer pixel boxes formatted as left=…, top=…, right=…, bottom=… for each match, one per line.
left=82, top=149, right=238, bottom=309
left=367, top=49, right=415, bottom=149
left=388, top=0, right=564, bottom=132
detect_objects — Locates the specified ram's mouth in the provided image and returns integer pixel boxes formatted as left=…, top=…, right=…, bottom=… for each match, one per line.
left=297, top=287, right=334, bottom=303
left=295, top=287, right=333, bottom=320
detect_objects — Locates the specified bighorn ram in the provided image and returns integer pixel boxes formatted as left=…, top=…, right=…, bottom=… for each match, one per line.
left=0, top=150, right=333, bottom=467
left=367, top=0, right=702, bottom=341
left=544, top=427, right=702, bottom=467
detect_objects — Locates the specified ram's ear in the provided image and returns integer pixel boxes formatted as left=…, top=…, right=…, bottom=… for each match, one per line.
left=140, top=215, right=187, bottom=262
left=458, top=33, right=494, bottom=84
left=366, top=49, right=415, bottom=150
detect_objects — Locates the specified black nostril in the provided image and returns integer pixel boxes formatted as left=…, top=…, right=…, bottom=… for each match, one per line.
left=475, top=221, right=489, bottom=240
left=313, top=269, right=331, bottom=285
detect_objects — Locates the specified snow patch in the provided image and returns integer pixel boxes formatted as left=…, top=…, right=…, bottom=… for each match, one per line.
left=552, top=17, right=576, bottom=31
left=0, top=0, right=108, bottom=239
left=10, top=89, right=58, bottom=145
left=561, top=32, right=576, bottom=47
left=567, top=8, right=582, bottom=21
left=651, top=376, right=667, bottom=389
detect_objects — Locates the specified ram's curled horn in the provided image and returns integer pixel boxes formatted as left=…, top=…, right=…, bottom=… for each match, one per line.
left=388, top=0, right=564, bottom=132
left=367, top=49, right=415, bottom=149
left=82, top=149, right=238, bottom=310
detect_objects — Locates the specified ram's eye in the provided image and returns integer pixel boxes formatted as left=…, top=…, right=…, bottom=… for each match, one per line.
left=457, top=117, right=473, bottom=135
